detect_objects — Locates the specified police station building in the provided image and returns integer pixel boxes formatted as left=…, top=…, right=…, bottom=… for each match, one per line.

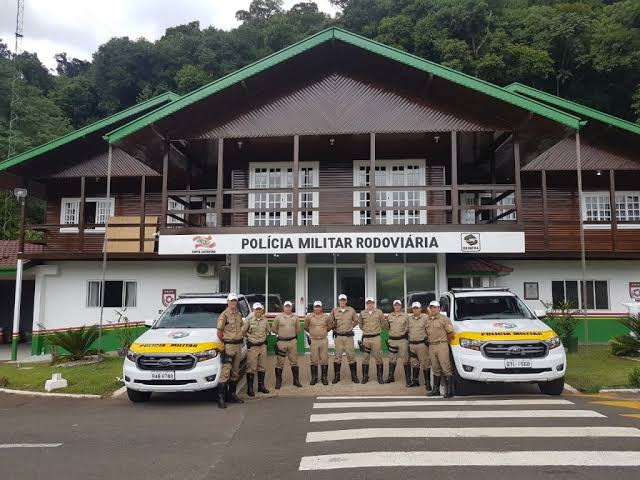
left=1, top=28, right=639, bottom=355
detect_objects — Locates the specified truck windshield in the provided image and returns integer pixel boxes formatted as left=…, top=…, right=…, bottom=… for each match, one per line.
left=154, top=303, right=226, bottom=329
left=454, top=296, right=535, bottom=320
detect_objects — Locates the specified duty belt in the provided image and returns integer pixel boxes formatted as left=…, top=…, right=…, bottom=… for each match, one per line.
left=247, top=340, right=266, bottom=347
left=430, top=340, right=449, bottom=345
left=335, top=331, right=354, bottom=337
left=362, top=333, right=380, bottom=338
left=223, top=339, right=243, bottom=345
left=410, top=339, right=427, bottom=345
left=277, top=336, right=296, bottom=342
left=388, top=335, right=407, bottom=341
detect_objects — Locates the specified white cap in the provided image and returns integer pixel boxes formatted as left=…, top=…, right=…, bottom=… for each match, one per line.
left=253, top=302, right=264, bottom=310
left=365, top=296, right=375, bottom=303
left=411, top=301, right=421, bottom=309
left=284, top=300, right=293, bottom=307
left=338, top=294, right=347, bottom=300
left=429, top=300, right=441, bottom=308
left=393, top=299, right=402, bottom=306
left=313, top=300, right=322, bottom=307
left=227, top=293, right=238, bottom=301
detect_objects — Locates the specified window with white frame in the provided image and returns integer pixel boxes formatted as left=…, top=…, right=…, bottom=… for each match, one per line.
left=87, top=280, right=137, bottom=308
left=583, top=191, right=640, bottom=223
left=551, top=280, right=609, bottom=310
left=60, top=197, right=114, bottom=232
left=249, top=162, right=319, bottom=227
left=460, top=192, right=517, bottom=224
left=353, top=160, right=426, bottom=225
left=167, top=197, right=217, bottom=227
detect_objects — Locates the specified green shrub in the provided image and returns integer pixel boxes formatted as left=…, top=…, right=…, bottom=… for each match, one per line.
left=545, top=301, right=579, bottom=346
left=609, top=315, right=640, bottom=357
left=629, top=367, right=640, bottom=388
left=48, top=325, right=99, bottom=361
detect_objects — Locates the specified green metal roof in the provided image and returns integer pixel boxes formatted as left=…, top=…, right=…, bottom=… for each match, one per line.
left=506, top=83, right=640, bottom=136
left=105, top=28, right=585, bottom=144
left=0, top=91, right=179, bottom=172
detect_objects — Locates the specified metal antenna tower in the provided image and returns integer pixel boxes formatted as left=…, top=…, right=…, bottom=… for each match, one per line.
left=6, top=0, right=25, bottom=160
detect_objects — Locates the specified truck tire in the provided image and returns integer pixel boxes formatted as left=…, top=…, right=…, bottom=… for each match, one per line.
left=538, top=377, right=565, bottom=396
left=127, top=388, right=152, bottom=403
left=452, top=365, right=474, bottom=396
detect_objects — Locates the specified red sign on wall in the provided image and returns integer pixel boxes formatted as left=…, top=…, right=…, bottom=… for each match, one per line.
left=630, top=283, right=640, bottom=302
left=162, top=289, right=177, bottom=307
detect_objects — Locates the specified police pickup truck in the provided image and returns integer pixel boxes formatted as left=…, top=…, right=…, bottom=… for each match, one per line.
left=123, top=293, right=250, bottom=403
left=441, top=288, right=566, bottom=396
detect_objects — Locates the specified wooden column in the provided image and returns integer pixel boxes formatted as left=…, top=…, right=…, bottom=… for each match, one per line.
left=139, top=175, right=146, bottom=253
left=292, top=135, right=299, bottom=226
left=609, top=169, right=617, bottom=251
left=160, top=138, right=170, bottom=229
left=513, top=133, right=523, bottom=226
left=451, top=131, right=459, bottom=224
left=78, top=176, right=86, bottom=252
left=541, top=170, right=549, bottom=249
left=216, top=138, right=224, bottom=226
left=369, top=133, right=377, bottom=225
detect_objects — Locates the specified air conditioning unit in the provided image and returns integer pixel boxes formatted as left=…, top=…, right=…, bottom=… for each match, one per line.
left=196, top=262, right=217, bottom=277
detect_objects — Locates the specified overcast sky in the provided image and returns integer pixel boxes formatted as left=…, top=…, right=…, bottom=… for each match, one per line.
left=0, top=0, right=340, bottom=71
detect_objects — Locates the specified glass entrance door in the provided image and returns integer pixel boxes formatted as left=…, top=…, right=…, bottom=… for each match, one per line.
left=307, top=267, right=365, bottom=312
left=337, top=268, right=365, bottom=312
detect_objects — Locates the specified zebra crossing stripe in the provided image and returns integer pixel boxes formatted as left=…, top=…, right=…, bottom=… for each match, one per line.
left=306, top=426, right=640, bottom=442
left=313, top=399, right=574, bottom=409
left=310, top=409, right=605, bottom=422
left=0, top=444, right=62, bottom=449
left=317, top=396, right=452, bottom=400
left=299, top=451, right=640, bottom=470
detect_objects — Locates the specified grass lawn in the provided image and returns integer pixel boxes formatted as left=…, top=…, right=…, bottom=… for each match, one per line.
left=0, top=357, right=124, bottom=396
left=566, top=345, right=640, bottom=393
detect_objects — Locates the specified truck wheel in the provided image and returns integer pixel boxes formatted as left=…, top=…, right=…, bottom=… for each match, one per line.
left=127, top=388, right=152, bottom=403
left=453, top=366, right=474, bottom=396
left=538, top=377, right=565, bottom=396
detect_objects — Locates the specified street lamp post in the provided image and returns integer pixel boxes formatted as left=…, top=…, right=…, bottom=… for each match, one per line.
left=11, top=187, right=27, bottom=361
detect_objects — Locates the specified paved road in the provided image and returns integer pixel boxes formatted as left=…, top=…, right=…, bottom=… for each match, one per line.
left=1, top=388, right=640, bottom=479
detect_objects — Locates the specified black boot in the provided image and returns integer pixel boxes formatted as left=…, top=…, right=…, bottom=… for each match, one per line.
left=217, top=383, right=227, bottom=409
left=423, top=368, right=432, bottom=391
left=386, top=363, right=396, bottom=383
left=332, top=362, right=341, bottom=384
left=310, top=365, right=318, bottom=386
left=292, top=366, right=302, bottom=387
left=227, top=381, right=243, bottom=403
left=427, top=375, right=441, bottom=397
left=349, top=363, right=360, bottom=383
left=275, top=367, right=283, bottom=390
left=409, top=367, right=420, bottom=387
left=376, top=364, right=384, bottom=384
left=361, top=364, right=369, bottom=384
left=246, top=373, right=255, bottom=397
left=444, top=375, right=454, bottom=398
left=321, top=365, right=328, bottom=385
left=257, top=371, right=269, bottom=393
left=403, top=364, right=412, bottom=387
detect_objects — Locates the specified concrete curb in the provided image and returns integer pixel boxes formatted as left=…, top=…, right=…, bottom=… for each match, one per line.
left=0, top=388, right=102, bottom=399
left=563, top=383, right=579, bottom=394
left=599, top=388, right=640, bottom=393
left=111, top=386, right=127, bottom=397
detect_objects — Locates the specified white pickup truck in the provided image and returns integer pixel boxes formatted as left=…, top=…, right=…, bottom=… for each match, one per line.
left=441, top=288, right=566, bottom=396
left=123, top=293, right=250, bottom=403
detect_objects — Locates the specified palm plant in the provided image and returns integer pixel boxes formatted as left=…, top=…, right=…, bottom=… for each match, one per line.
left=48, top=325, right=99, bottom=361
left=609, top=315, right=640, bottom=357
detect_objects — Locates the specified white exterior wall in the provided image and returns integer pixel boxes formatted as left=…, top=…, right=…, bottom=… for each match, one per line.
left=495, top=259, right=640, bottom=314
left=35, top=261, right=220, bottom=332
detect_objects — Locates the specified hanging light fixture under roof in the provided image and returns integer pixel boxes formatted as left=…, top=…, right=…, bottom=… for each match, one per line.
left=596, top=170, right=602, bottom=176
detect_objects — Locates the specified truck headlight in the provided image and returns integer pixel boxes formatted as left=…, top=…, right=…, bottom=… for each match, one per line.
left=195, top=349, right=220, bottom=362
left=126, top=350, right=140, bottom=362
left=544, top=335, right=562, bottom=350
left=459, top=338, right=484, bottom=351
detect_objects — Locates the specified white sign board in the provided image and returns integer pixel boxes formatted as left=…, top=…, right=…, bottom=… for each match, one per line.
left=159, top=231, right=525, bottom=255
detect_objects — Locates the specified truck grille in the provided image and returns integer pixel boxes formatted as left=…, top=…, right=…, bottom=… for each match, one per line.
left=137, top=355, right=196, bottom=371
left=482, top=342, right=548, bottom=359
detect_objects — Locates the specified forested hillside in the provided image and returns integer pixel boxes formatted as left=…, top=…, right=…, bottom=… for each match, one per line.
left=0, top=0, right=639, bottom=238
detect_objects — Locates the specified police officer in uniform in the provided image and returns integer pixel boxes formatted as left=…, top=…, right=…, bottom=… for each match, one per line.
left=328, top=294, right=360, bottom=384
left=242, top=302, right=270, bottom=397
left=359, top=296, right=384, bottom=384
left=383, top=299, right=411, bottom=386
left=271, top=300, right=302, bottom=389
left=216, top=293, right=245, bottom=409
left=426, top=300, right=455, bottom=398
left=407, top=301, right=431, bottom=391
left=304, top=300, right=332, bottom=385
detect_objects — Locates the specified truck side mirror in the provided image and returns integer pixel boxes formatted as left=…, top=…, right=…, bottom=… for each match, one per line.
left=534, top=309, right=546, bottom=319
left=145, top=318, right=155, bottom=328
